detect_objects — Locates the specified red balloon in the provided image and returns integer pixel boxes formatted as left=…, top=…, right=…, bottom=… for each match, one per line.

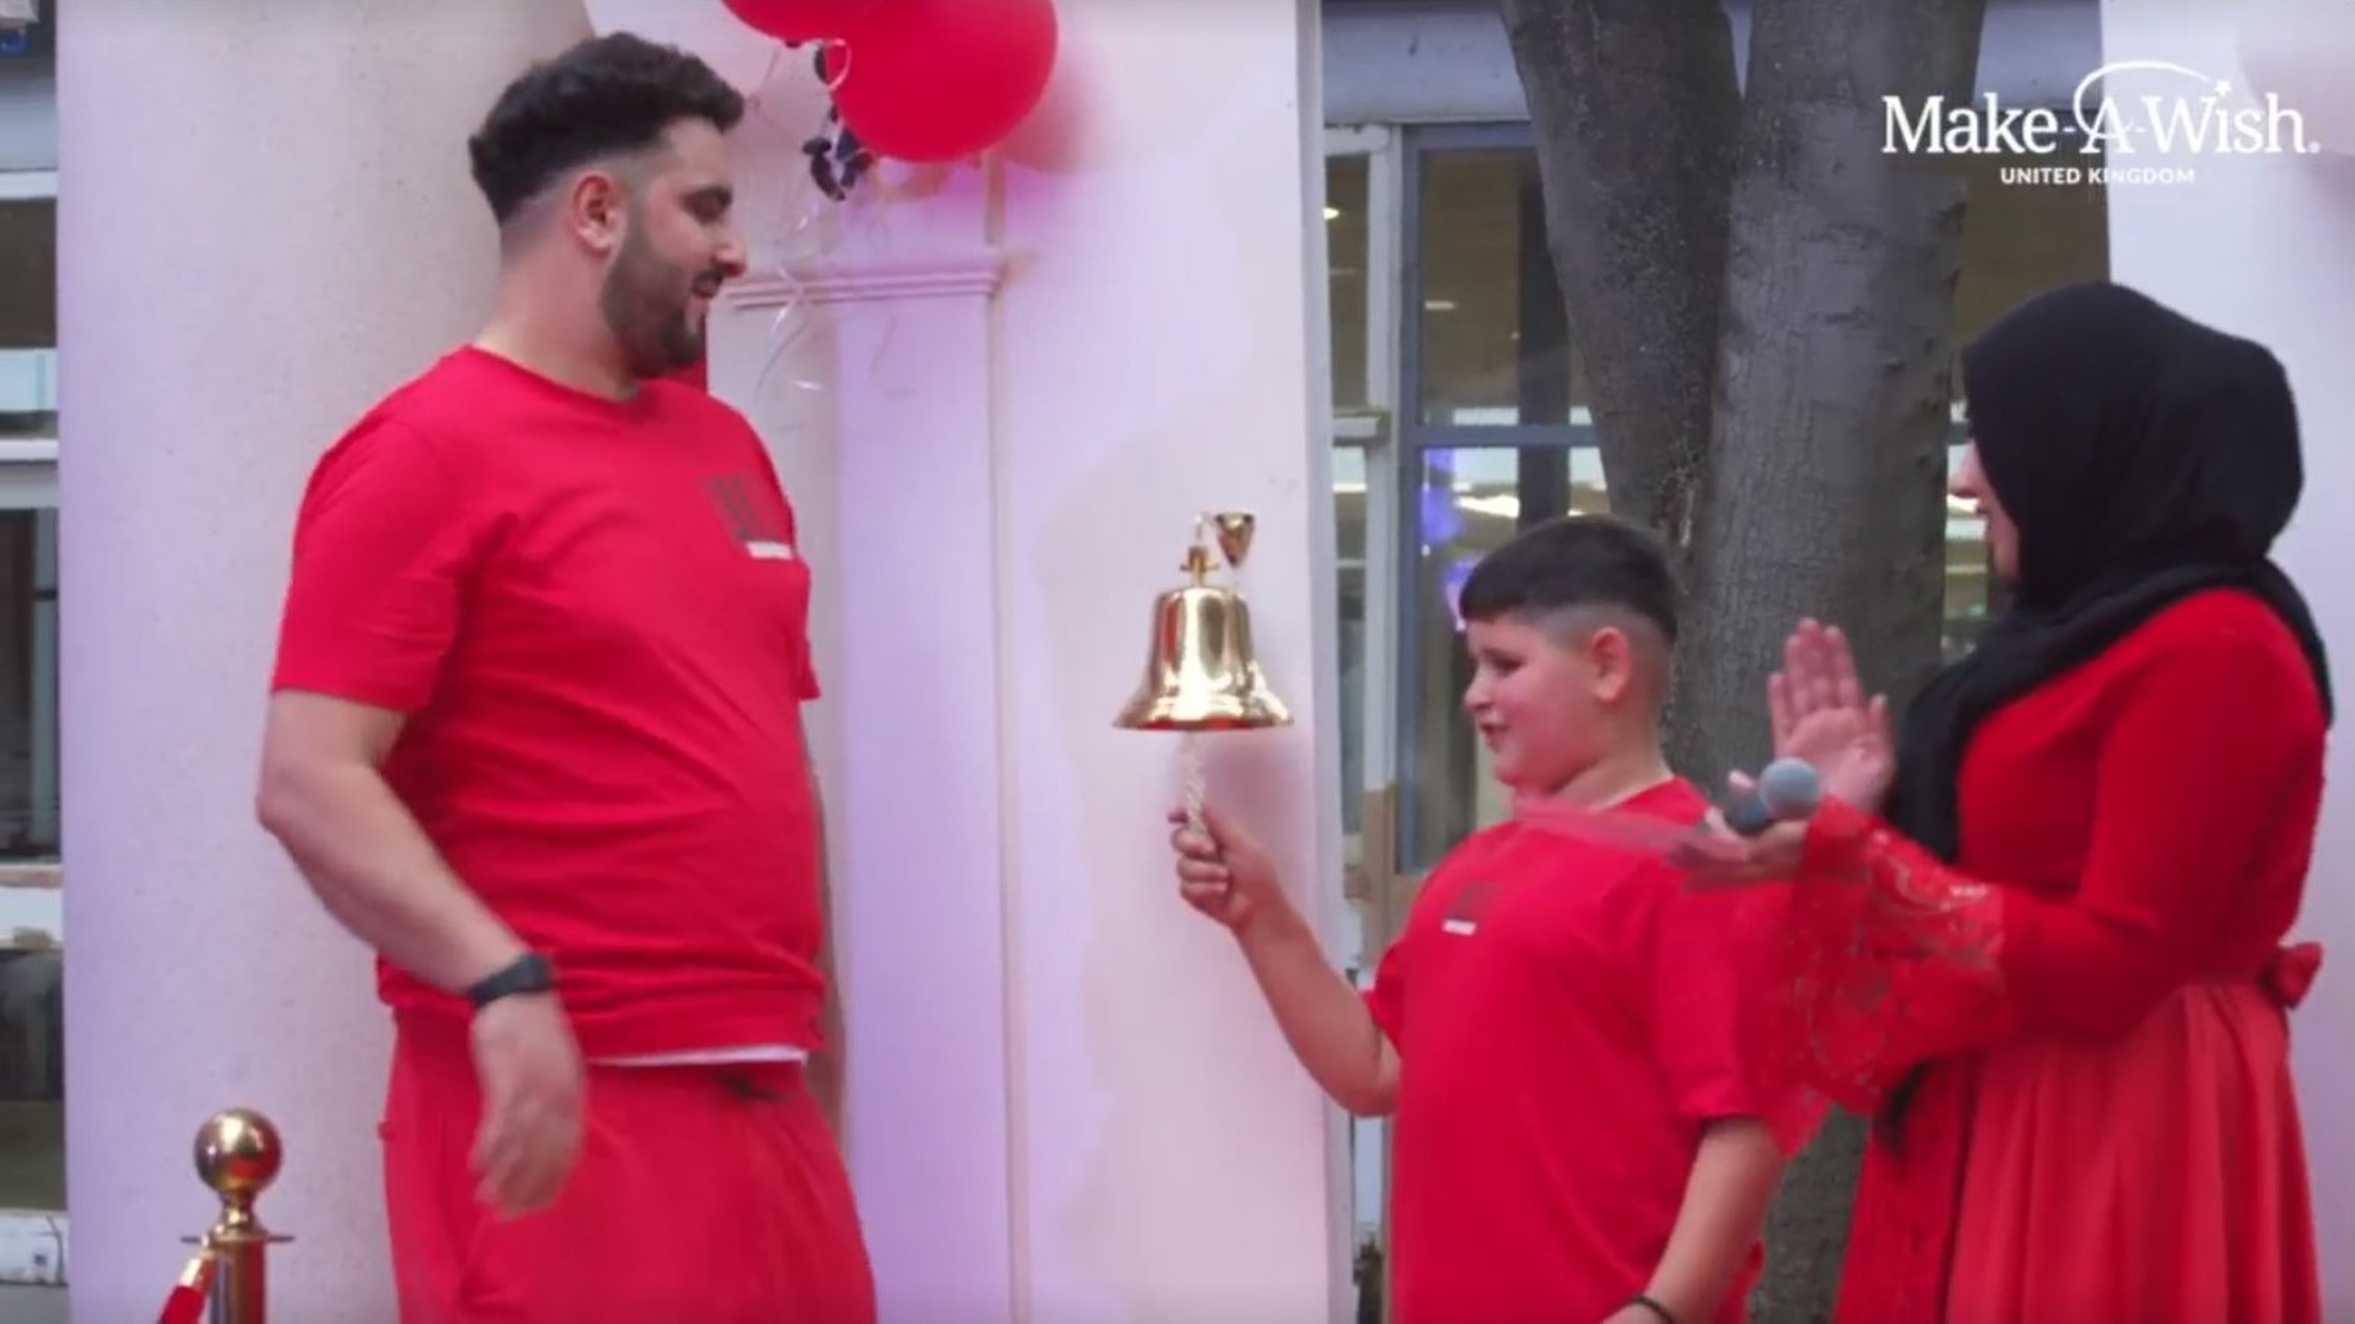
left=825, top=0, right=1059, bottom=163
left=722, top=0, right=879, bottom=44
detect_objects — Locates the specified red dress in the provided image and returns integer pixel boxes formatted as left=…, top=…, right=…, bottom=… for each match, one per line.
left=1771, top=589, right=2327, bottom=1324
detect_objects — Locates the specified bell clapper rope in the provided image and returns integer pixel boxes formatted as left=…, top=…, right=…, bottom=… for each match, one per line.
left=1177, top=515, right=1212, bottom=841
left=1180, top=731, right=1206, bottom=835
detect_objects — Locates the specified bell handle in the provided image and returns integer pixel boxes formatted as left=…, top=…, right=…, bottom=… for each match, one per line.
left=1180, top=733, right=1206, bottom=836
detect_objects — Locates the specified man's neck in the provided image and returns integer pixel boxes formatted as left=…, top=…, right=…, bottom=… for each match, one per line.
left=1532, top=742, right=1675, bottom=811
left=475, top=275, right=635, bottom=402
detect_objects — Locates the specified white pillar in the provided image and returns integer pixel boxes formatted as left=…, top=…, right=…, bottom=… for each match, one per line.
left=996, top=3, right=1345, bottom=1312
left=712, top=0, right=1346, bottom=1319
left=58, top=3, right=589, bottom=1319
left=2101, top=2, right=2355, bottom=1313
left=721, top=185, right=1024, bottom=1322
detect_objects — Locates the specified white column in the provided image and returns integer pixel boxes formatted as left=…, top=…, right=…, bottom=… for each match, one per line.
left=2101, top=2, right=2355, bottom=1313
left=57, top=3, right=590, bottom=1319
left=712, top=0, right=1345, bottom=1319
left=719, top=183, right=1023, bottom=1322
left=997, top=0, right=1341, bottom=1319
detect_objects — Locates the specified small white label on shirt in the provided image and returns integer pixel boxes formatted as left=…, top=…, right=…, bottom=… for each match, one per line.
left=1441, top=919, right=1478, bottom=936
left=595, top=1044, right=808, bottom=1068
left=747, top=540, right=796, bottom=561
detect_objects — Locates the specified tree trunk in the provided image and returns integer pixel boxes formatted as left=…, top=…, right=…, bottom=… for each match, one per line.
left=1674, top=0, right=1984, bottom=786
left=1496, top=0, right=1739, bottom=540
left=1678, top=3, right=1987, bottom=1321
left=1503, top=1, right=1988, bottom=1320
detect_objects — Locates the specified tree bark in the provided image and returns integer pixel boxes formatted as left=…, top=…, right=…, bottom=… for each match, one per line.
left=1676, top=4, right=1987, bottom=1321
left=1496, top=0, right=1739, bottom=541
left=1674, top=0, right=1984, bottom=789
left=1503, top=1, right=1988, bottom=1320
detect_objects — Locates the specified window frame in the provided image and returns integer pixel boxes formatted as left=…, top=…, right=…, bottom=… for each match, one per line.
left=1392, top=122, right=1598, bottom=866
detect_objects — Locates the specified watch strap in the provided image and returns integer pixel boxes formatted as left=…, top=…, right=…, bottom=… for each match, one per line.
left=465, top=952, right=556, bottom=1009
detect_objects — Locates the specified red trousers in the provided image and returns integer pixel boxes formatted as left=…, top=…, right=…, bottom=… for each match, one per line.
left=382, top=1016, right=876, bottom=1324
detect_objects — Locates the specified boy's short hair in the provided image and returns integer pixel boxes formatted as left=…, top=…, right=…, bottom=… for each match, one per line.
left=468, top=33, right=745, bottom=226
left=1458, top=514, right=1680, bottom=647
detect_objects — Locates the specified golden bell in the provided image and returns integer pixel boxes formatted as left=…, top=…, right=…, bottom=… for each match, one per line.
left=1115, top=513, right=1293, bottom=731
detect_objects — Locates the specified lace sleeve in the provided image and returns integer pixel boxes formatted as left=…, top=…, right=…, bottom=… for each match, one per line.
left=1761, top=799, right=2015, bottom=1114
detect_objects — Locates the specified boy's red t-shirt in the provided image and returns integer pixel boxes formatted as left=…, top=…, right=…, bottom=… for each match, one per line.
left=271, top=348, right=827, bottom=1057
left=1367, top=779, right=1791, bottom=1324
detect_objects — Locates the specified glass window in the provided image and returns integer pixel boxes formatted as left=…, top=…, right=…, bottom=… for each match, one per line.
left=1944, top=441, right=1992, bottom=658
left=0, top=201, right=55, bottom=354
left=1333, top=443, right=1367, bottom=842
left=1951, top=148, right=2110, bottom=351
left=0, top=510, right=55, bottom=858
left=0, top=536, right=59, bottom=1216
left=1403, top=446, right=1605, bottom=866
left=1944, top=144, right=2110, bottom=654
left=1414, top=148, right=1589, bottom=427
left=1327, top=155, right=1370, bottom=416
left=0, top=5, right=63, bottom=1229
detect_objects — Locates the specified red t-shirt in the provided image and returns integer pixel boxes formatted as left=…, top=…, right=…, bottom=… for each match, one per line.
left=1367, top=779, right=1786, bottom=1324
left=271, top=347, right=827, bottom=1058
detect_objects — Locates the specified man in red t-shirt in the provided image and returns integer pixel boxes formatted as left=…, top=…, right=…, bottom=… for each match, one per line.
left=1172, top=516, right=1807, bottom=1324
left=256, top=34, right=872, bottom=1324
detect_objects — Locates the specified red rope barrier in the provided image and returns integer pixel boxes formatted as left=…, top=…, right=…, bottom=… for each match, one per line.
left=156, top=1247, right=216, bottom=1324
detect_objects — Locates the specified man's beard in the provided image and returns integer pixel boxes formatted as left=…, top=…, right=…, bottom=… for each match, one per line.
left=600, top=228, right=712, bottom=379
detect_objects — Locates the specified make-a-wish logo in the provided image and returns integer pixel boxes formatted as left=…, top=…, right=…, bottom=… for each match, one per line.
left=1883, top=60, right=2326, bottom=185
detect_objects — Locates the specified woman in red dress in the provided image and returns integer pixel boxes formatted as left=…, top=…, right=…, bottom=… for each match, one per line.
left=1690, top=282, right=2333, bottom=1323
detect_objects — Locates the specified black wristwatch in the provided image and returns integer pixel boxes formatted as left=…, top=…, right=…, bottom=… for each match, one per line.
left=465, top=952, right=557, bottom=1009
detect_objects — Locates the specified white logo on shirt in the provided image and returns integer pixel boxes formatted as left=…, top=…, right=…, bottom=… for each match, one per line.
left=746, top=540, right=796, bottom=561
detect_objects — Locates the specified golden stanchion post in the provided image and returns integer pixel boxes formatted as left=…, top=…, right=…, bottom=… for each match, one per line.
left=184, top=1109, right=291, bottom=1324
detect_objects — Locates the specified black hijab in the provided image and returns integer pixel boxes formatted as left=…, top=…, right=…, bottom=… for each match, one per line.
left=1886, top=281, right=2334, bottom=864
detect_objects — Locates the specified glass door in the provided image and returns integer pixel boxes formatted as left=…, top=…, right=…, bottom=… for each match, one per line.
left=1322, top=122, right=1401, bottom=1321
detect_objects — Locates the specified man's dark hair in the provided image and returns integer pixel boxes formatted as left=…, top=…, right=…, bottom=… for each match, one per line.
left=468, top=33, right=745, bottom=226
left=1458, top=513, right=1680, bottom=645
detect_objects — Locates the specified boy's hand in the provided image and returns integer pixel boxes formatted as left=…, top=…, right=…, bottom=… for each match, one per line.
left=1169, top=804, right=1282, bottom=934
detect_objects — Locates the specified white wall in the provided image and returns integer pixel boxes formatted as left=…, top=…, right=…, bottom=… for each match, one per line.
left=997, top=3, right=1342, bottom=1312
left=989, top=5, right=1347, bottom=1300
left=705, top=1, right=1347, bottom=1320
left=57, top=2, right=592, bottom=1319
left=2101, top=2, right=2355, bottom=1316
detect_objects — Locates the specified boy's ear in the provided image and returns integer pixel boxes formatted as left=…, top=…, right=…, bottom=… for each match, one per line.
left=1586, top=624, right=1634, bottom=704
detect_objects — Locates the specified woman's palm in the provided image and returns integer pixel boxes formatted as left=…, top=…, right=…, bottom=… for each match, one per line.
left=1783, top=702, right=1895, bottom=812
left=1770, top=620, right=1897, bottom=814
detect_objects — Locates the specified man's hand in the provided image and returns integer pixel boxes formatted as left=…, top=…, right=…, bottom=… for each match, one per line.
left=1169, top=804, right=1286, bottom=934
left=469, top=992, right=585, bottom=1218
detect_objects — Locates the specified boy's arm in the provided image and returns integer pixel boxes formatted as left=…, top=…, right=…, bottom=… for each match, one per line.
left=1610, top=1119, right=1785, bottom=1324
left=1233, top=901, right=1400, bottom=1117
left=1629, top=868, right=1799, bottom=1324
left=1171, top=805, right=1400, bottom=1117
